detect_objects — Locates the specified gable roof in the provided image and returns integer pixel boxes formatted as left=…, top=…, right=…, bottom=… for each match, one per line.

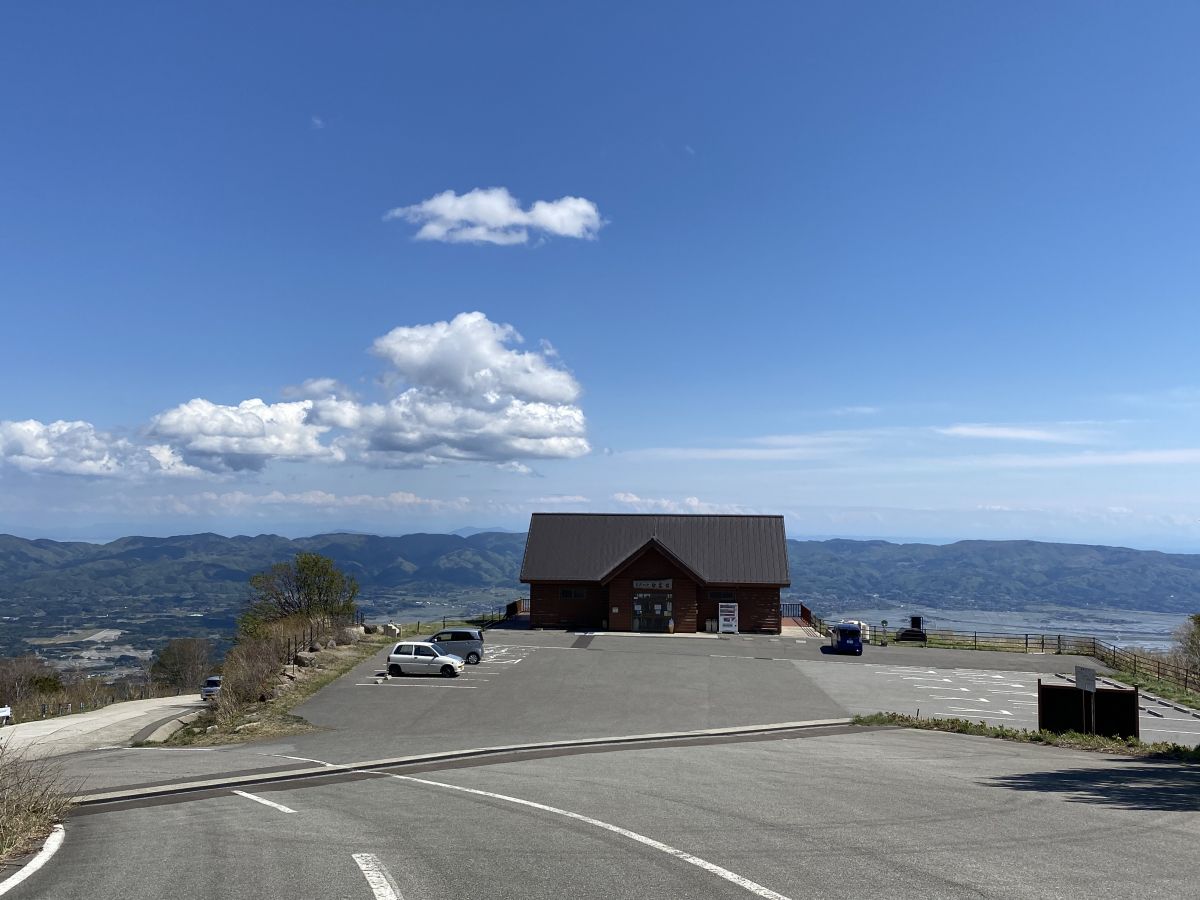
left=519, top=514, right=790, bottom=586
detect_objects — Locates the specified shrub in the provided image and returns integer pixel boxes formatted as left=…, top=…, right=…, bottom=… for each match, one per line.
left=0, top=744, right=74, bottom=863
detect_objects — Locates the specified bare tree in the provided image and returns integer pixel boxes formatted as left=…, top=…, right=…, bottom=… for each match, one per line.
left=243, top=552, right=358, bottom=631
left=1174, top=613, right=1200, bottom=671
left=150, top=638, right=214, bottom=691
left=0, top=655, right=62, bottom=707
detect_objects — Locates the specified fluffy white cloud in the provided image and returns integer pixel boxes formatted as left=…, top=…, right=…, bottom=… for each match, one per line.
left=5, top=313, right=588, bottom=480
left=384, top=187, right=604, bottom=245
left=310, top=312, right=590, bottom=467
left=149, top=398, right=342, bottom=472
left=0, top=419, right=201, bottom=478
left=371, top=312, right=580, bottom=404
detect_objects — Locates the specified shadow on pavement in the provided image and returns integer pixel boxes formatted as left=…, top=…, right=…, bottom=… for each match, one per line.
left=987, top=761, right=1200, bottom=812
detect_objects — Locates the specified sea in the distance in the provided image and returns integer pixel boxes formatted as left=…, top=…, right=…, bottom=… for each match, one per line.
left=823, top=604, right=1189, bottom=652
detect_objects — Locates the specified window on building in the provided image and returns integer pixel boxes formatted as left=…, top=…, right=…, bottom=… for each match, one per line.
left=560, top=588, right=586, bottom=600
left=709, top=591, right=734, bottom=601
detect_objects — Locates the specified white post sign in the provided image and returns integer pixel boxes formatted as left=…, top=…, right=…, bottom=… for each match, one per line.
left=1074, top=666, right=1097, bottom=693
left=718, top=602, right=739, bottom=634
left=0, top=706, right=11, bottom=725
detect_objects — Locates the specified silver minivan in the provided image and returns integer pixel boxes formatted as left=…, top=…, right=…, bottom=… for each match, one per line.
left=387, top=641, right=466, bottom=677
left=426, top=627, right=485, bottom=665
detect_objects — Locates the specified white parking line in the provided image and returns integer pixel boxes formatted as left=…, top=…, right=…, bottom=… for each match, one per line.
left=232, top=790, right=296, bottom=814
left=377, top=773, right=793, bottom=900
left=355, top=683, right=478, bottom=689
left=352, top=853, right=404, bottom=900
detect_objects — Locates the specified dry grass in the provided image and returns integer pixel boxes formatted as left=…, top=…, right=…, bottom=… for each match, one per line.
left=854, top=711, right=1200, bottom=761
left=163, top=633, right=390, bottom=747
left=0, top=743, right=76, bottom=865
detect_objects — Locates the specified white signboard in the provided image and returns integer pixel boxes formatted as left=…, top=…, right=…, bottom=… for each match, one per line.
left=718, top=602, right=739, bottom=634
left=0, top=706, right=11, bottom=724
left=633, top=579, right=672, bottom=590
left=1075, top=666, right=1097, bottom=693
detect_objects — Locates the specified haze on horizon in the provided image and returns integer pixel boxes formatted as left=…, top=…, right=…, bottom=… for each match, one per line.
left=2, top=4, right=1200, bottom=553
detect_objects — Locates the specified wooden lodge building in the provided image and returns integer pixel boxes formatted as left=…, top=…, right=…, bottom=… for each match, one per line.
left=519, top=513, right=790, bottom=634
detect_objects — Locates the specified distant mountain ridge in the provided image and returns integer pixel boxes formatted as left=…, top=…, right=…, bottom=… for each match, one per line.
left=0, top=531, right=528, bottom=601
left=1, top=531, right=1198, bottom=614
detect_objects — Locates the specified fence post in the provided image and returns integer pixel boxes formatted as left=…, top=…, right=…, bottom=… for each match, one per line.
left=1025, top=634, right=1029, bottom=652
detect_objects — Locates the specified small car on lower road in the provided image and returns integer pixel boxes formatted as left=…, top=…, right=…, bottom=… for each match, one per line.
left=387, top=641, right=466, bottom=677
left=200, top=675, right=223, bottom=700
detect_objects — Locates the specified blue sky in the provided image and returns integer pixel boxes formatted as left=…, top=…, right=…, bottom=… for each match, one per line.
left=2, top=3, right=1200, bottom=549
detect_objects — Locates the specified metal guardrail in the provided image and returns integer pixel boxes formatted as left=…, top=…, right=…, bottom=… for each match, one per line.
left=806, top=614, right=1198, bottom=694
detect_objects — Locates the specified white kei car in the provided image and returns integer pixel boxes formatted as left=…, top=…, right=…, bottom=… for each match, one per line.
left=387, top=641, right=465, bottom=678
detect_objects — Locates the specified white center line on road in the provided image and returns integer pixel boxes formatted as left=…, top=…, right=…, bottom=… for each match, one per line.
left=352, top=853, right=404, bottom=900
left=231, top=790, right=296, bottom=814
left=375, top=772, right=793, bottom=900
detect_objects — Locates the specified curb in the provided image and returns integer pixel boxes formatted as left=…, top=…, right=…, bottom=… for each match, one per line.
left=141, top=710, right=205, bottom=744
left=75, top=717, right=852, bottom=806
left=0, top=824, right=65, bottom=897
left=132, top=707, right=205, bottom=745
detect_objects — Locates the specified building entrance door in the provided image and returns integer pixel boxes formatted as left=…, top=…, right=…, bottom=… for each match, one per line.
left=632, top=592, right=673, bottom=632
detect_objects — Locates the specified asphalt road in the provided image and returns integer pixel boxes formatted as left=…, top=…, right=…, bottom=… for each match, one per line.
left=14, top=727, right=1199, bottom=899
left=53, top=629, right=1191, bottom=796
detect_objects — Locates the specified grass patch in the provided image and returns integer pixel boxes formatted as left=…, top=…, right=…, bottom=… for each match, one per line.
left=1101, top=668, right=1200, bottom=710
left=853, top=711, right=1200, bottom=762
left=161, top=634, right=391, bottom=747
left=0, top=745, right=75, bottom=866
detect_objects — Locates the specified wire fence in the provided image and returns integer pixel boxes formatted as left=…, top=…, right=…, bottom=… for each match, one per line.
left=806, top=613, right=1199, bottom=694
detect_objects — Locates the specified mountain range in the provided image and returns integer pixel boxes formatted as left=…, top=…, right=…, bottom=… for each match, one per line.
left=2, top=531, right=1199, bottom=614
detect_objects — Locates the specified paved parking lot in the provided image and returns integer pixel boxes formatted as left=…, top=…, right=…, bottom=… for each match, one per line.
left=793, top=658, right=1200, bottom=746
left=355, top=641, right=538, bottom=690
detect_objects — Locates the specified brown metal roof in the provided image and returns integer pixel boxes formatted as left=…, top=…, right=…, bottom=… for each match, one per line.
left=519, top=514, right=791, bottom=586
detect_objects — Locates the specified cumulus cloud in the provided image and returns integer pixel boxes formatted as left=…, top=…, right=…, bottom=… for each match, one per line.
left=0, top=419, right=202, bottom=478
left=5, top=313, right=588, bottom=479
left=384, top=187, right=604, bottom=245
left=310, top=312, right=589, bottom=467
left=148, top=398, right=342, bottom=472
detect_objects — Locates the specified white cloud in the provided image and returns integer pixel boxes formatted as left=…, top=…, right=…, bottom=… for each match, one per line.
left=371, top=312, right=580, bottom=404
left=281, top=377, right=355, bottom=401
left=149, top=398, right=342, bottom=472
left=384, top=187, right=604, bottom=245
left=611, top=492, right=751, bottom=514
left=936, top=423, right=1098, bottom=444
left=310, top=115, right=325, bottom=130
left=0, top=419, right=202, bottom=478
left=496, top=461, right=535, bottom=475
left=310, top=312, right=590, bottom=467
left=949, top=448, right=1200, bottom=470
left=831, top=405, right=880, bottom=416
left=141, top=489, right=467, bottom=516
left=5, top=313, right=588, bottom=479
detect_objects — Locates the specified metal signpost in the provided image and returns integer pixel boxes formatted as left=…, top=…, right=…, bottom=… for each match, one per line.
left=718, top=602, right=739, bottom=634
left=1075, top=665, right=1097, bottom=734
